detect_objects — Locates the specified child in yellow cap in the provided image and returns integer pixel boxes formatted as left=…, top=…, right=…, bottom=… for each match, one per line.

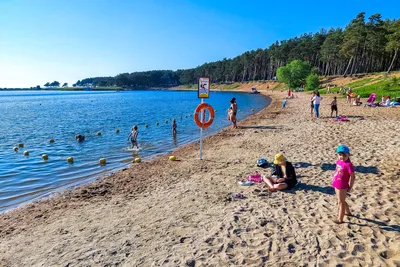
left=263, top=153, right=297, bottom=191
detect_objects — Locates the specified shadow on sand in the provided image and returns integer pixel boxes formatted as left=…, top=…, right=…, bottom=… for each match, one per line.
left=285, top=182, right=335, bottom=195
left=349, top=215, right=400, bottom=232
left=293, top=162, right=314, bottom=168
left=320, top=163, right=379, bottom=174
left=240, top=125, right=282, bottom=130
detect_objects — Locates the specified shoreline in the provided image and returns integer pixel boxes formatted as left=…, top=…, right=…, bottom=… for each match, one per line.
left=1, top=90, right=399, bottom=266
left=0, top=90, right=271, bottom=214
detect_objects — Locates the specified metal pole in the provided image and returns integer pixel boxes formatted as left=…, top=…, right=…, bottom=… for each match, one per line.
left=199, top=98, right=204, bottom=160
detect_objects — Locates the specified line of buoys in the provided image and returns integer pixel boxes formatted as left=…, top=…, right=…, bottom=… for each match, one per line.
left=11, top=108, right=256, bottom=166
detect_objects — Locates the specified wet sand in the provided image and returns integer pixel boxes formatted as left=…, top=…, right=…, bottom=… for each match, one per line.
left=0, top=90, right=399, bottom=266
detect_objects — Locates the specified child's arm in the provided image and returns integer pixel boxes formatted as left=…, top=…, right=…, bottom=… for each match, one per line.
left=127, top=132, right=132, bottom=140
left=348, top=173, right=355, bottom=192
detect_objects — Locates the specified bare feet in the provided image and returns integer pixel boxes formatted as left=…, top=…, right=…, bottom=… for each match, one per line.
left=333, top=219, right=345, bottom=224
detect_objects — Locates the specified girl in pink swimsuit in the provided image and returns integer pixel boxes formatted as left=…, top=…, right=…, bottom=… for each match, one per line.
left=332, top=145, right=355, bottom=224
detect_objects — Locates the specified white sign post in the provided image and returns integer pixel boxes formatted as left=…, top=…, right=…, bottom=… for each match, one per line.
left=198, top=77, right=210, bottom=160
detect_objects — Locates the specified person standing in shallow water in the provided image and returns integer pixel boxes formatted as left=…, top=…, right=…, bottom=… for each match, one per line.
left=172, top=119, right=177, bottom=135
left=229, top=97, right=238, bottom=129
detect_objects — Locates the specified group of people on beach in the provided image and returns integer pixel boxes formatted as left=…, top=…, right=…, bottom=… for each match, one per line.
left=254, top=89, right=355, bottom=224
left=259, top=144, right=355, bottom=224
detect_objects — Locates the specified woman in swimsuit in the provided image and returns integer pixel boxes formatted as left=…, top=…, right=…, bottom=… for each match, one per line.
left=230, top=98, right=238, bottom=129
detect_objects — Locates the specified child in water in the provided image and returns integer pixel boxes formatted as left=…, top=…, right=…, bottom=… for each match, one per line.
left=127, top=125, right=139, bottom=149
left=172, top=119, right=177, bottom=135
left=332, top=145, right=355, bottom=224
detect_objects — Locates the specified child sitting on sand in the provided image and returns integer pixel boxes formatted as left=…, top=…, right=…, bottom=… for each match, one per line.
left=127, top=125, right=139, bottom=149
left=332, top=145, right=355, bottom=224
left=263, top=153, right=297, bottom=192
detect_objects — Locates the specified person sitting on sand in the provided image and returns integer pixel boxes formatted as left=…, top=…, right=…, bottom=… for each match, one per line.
left=263, top=153, right=297, bottom=192
left=353, top=95, right=362, bottom=106
left=384, top=96, right=391, bottom=107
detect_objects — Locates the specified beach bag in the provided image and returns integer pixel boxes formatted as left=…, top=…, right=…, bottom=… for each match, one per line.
left=247, top=173, right=263, bottom=183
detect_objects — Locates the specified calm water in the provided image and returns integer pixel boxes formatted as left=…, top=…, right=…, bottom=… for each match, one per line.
left=0, top=90, right=270, bottom=212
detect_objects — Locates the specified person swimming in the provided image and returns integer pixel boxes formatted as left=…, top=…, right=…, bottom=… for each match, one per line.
left=75, top=135, right=85, bottom=142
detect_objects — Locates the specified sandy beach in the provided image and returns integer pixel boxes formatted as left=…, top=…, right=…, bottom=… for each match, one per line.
left=1, top=90, right=399, bottom=266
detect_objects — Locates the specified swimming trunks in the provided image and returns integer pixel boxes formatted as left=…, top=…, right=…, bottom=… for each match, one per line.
left=331, top=105, right=337, bottom=111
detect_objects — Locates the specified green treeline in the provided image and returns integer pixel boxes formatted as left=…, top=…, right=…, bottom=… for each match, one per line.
left=75, top=12, right=400, bottom=88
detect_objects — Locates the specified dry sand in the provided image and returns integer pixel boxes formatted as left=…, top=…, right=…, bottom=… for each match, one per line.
left=0, top=91, right=399, bottom=267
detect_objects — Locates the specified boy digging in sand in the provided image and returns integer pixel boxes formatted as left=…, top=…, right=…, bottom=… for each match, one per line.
left=332, top=145, right=355, bottom=224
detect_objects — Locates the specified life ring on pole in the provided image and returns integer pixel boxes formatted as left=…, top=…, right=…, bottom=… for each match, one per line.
left=194, top=103, right=214, bottom=129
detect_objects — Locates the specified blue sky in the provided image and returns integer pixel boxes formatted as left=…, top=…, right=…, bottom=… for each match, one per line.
left=0, top=0, right=398, bottom=88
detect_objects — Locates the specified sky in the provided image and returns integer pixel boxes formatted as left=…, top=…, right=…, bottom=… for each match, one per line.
left=0, top=0, right=399, bottom=88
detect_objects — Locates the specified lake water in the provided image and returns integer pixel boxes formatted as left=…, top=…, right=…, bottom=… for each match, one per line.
left=0, top=90, right=270, bottom=212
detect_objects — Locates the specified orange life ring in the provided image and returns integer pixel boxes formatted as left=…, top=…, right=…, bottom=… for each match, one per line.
left=194, top=103, right=215, bottom=129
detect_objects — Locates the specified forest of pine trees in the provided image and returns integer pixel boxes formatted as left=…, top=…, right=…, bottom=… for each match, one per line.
left=75, top=12, right=400, bottom=88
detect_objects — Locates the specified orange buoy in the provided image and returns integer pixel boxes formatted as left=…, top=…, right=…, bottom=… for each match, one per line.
left=194, top=103, right=215, bottom=129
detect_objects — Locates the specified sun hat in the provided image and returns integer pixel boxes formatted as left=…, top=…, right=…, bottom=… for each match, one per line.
left=336, top=145, right=350, bottom=154
left=273, top=153, right=286, bottom=165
